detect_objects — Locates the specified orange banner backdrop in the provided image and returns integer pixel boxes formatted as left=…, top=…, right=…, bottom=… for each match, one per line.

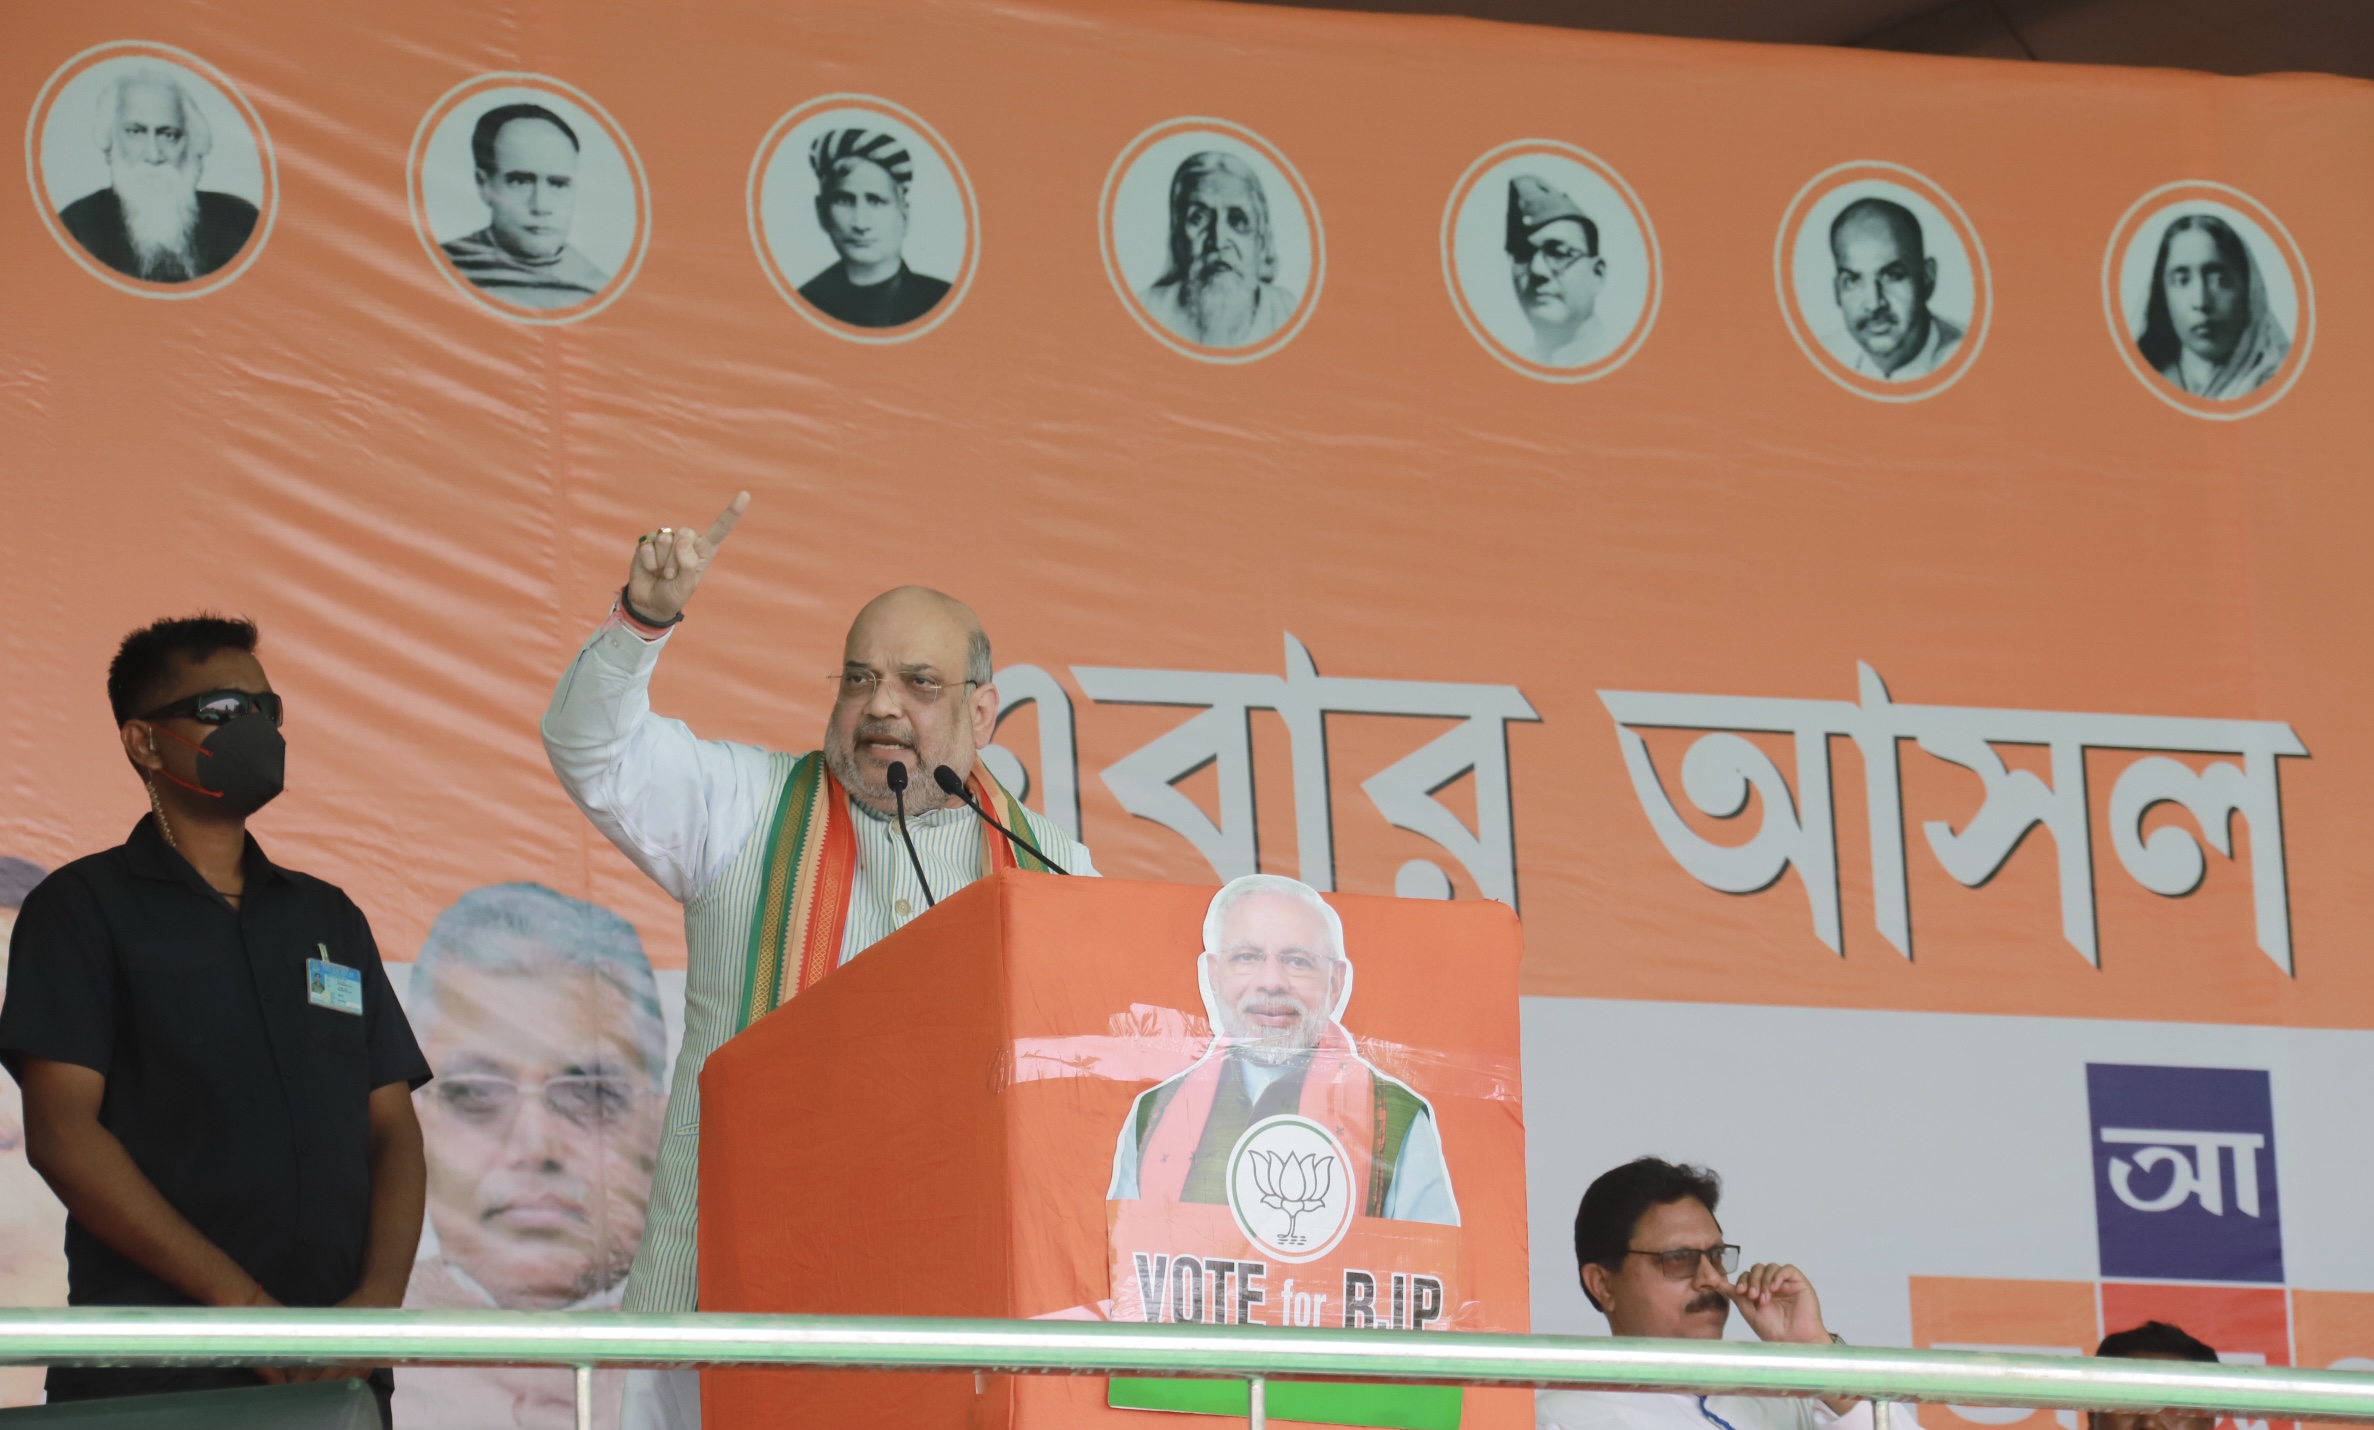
left=9, top=0, right=2374, bottom=1418
left=9, top=0, right=2370, bottom=1029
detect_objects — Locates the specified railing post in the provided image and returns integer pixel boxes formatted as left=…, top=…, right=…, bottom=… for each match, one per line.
left=576, top=1364, right=592, bottom=1430
left=1249, top=1374, right=1266, bottom=1430
left=1875, top=1395, right=1890, bottom=1430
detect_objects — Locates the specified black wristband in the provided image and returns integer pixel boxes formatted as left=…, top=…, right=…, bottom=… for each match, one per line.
left=619, top=585, right=685, bottom=630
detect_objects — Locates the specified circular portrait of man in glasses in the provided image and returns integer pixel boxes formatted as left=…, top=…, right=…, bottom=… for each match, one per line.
left=1442, top=140, right=1660, bottom=382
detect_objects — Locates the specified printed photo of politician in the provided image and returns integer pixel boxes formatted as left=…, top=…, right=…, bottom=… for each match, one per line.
left=1780, top=170, right=1985, bottom=397
left=413, top=80, right=645, bottom=321
left=1108, top=875, right=1457, bottom=1228
left=393, top=883, right=666, bottom=1430
left=33, top=52, right=268, bottom=290
left=1444, top=142, right=1659, bottom=381
left=751, top=99, right=974, bottom=340
left=0, top=860, right=69, bottom=1409
left=2123, top=207, right=2296, bottom=404
left=1103, top=122, right=1320, bottom=361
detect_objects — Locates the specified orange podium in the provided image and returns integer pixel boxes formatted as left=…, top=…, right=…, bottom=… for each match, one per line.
left=699, top=870, right=1531, bottom=1429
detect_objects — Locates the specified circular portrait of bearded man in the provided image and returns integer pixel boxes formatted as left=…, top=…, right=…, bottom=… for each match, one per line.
left=2109, top=189, right=2309, bottom=418
left=30, top=46, right=273, bottom=295
left=1102, top=119, right=1322, bottom=363
left=749, top=95, right=977, bottom=342
left=410, top=78, right=647, bottom=323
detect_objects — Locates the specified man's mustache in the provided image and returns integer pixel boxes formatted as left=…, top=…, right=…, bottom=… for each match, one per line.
left=1685, top=1290, right=1729, bottom=1316
left=854, top=721, right=915, bottom=748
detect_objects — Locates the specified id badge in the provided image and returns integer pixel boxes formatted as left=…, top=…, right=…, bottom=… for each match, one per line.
left=307, top=946, right=364, bottom=1016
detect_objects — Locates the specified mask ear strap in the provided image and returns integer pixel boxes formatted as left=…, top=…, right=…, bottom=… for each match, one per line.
left=148, top=723, right=210, bottom=755
left=138, top=722, right=219, bottom=799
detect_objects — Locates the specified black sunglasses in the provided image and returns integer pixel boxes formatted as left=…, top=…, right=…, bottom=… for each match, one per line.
left=138, top=688, right=284, bottom=728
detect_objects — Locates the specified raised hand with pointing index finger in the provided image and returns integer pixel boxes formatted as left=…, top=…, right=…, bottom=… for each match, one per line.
left=625, top=491, right=751, bottom=625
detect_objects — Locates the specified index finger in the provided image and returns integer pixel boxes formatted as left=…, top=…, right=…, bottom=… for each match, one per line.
left=704, top=491, right=752, bottom=549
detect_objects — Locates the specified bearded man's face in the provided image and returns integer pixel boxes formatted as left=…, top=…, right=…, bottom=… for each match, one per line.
left=1176, top=170, right=1269, bottom=344
left=108, top=80, right=202, bottom=280
left=1205, top=892, right=1344, bottom=1065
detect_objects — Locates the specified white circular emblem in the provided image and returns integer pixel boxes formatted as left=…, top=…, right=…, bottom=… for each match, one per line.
left=1225, top=1113, right=1355, bottom=1264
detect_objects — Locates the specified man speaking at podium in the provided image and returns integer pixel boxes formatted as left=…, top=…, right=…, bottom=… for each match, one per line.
left=541, top=493, right=1096, bottom=1430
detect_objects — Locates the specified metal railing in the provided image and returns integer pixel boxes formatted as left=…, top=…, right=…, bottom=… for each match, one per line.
left=4, top=1309, right=2371, bottom=1430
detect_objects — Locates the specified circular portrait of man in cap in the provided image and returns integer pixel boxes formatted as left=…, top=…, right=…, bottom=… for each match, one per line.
left=1101, top=118, right=1322, bottom=364
left=2104, top=182, right=2311, bottom=421
left=1776, top=162, right=1989, bottom=402
left=749, top=94, right=977, bottom=342
left=1442, top=140, right=1660, bottom=382
left=28, top=42, right=275, bottom=298
left=409, top=75, right=649, bottom=325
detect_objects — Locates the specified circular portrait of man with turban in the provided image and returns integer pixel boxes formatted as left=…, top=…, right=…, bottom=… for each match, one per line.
left=1442, top=140, right=1660, bottom=382
left=409, top=75, right=649, bottom=326
left=1101, top=119, right=1322, bottom=364
left=29, top=43, right=275, bottom=298
left=2104, top=182, right=2312, bottom=421
left=1776, top=162, right=1990, bottom=403
left=750, top=95, right=977, bottom=343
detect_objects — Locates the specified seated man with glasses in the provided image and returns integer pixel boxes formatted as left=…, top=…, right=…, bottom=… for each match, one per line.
left=0, top=616, right=430, bottom=1423
left=1539, top=1157, right=1903, bottom=1430
left=541, top=493, right=1095, bottom=1430
left=396, top=882, right=666, bottom=1430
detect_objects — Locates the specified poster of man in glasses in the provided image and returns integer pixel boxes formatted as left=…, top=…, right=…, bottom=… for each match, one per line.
left=394, top=883, right=668, bottom=1430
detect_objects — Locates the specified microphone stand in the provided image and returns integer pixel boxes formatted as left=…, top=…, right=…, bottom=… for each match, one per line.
left=933, top=765, right=1071, bottom=875
left=886, top=761, right=935, bottom=908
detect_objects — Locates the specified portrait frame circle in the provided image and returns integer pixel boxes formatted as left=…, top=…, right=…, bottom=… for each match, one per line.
left=24, top=40, right=279, bottom=301
left=2101, top=180, right=2313, bottom=422
left=1439, top=139, right=1662, bottom=384
left=1098, top=117, right=1325, bottom=366
left=1772, top=160, right=1991, bottom=404
left=406, top=72, right=651, bottom=327
left=745, top=93, right=980, bottom=346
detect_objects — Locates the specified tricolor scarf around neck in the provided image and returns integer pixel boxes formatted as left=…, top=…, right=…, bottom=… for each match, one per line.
left=735, top=752, right=1049, bottom=1032
left=1136, top=1024, right=1383, bottom=1210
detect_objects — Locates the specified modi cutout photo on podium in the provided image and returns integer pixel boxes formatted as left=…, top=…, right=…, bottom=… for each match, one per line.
left=1108, top=875, right=1461, bottom=1332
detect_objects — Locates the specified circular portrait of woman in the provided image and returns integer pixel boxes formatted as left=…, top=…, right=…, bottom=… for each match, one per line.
left=2105, top=183, right=2311, bottom=420
left=28, top=42, right=276, bottom=298
left=1775, top=161, right=1989, bottom=403
left=1441, top=139, right=1660, bottom=382
left=409, top=75, right=649, bottom=325
left=749, top=94, right=977, bottom=342
left=1101, top=118, right=1322, bottom=364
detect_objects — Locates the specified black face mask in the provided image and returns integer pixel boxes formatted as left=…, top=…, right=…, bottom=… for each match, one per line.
left=152, top=713, right=286, bottom=818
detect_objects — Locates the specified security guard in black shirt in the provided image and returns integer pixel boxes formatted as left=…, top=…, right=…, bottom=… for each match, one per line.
left=0, top=616, right=430, bottom=1423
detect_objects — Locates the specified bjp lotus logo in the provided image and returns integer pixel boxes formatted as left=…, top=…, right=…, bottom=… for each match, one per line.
left=1227, top=1115, right=1355, bottom=1263
left=1247, top=1147, right=1336, bottom=1244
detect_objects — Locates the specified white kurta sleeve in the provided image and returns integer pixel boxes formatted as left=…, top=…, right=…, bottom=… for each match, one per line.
left=541, top=614, right=778, bottom=903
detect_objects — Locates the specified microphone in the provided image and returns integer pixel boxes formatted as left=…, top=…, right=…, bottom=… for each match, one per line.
left=885, top=761, right=935, bottom=908
left=934, top=764, right=1071, bottom=875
